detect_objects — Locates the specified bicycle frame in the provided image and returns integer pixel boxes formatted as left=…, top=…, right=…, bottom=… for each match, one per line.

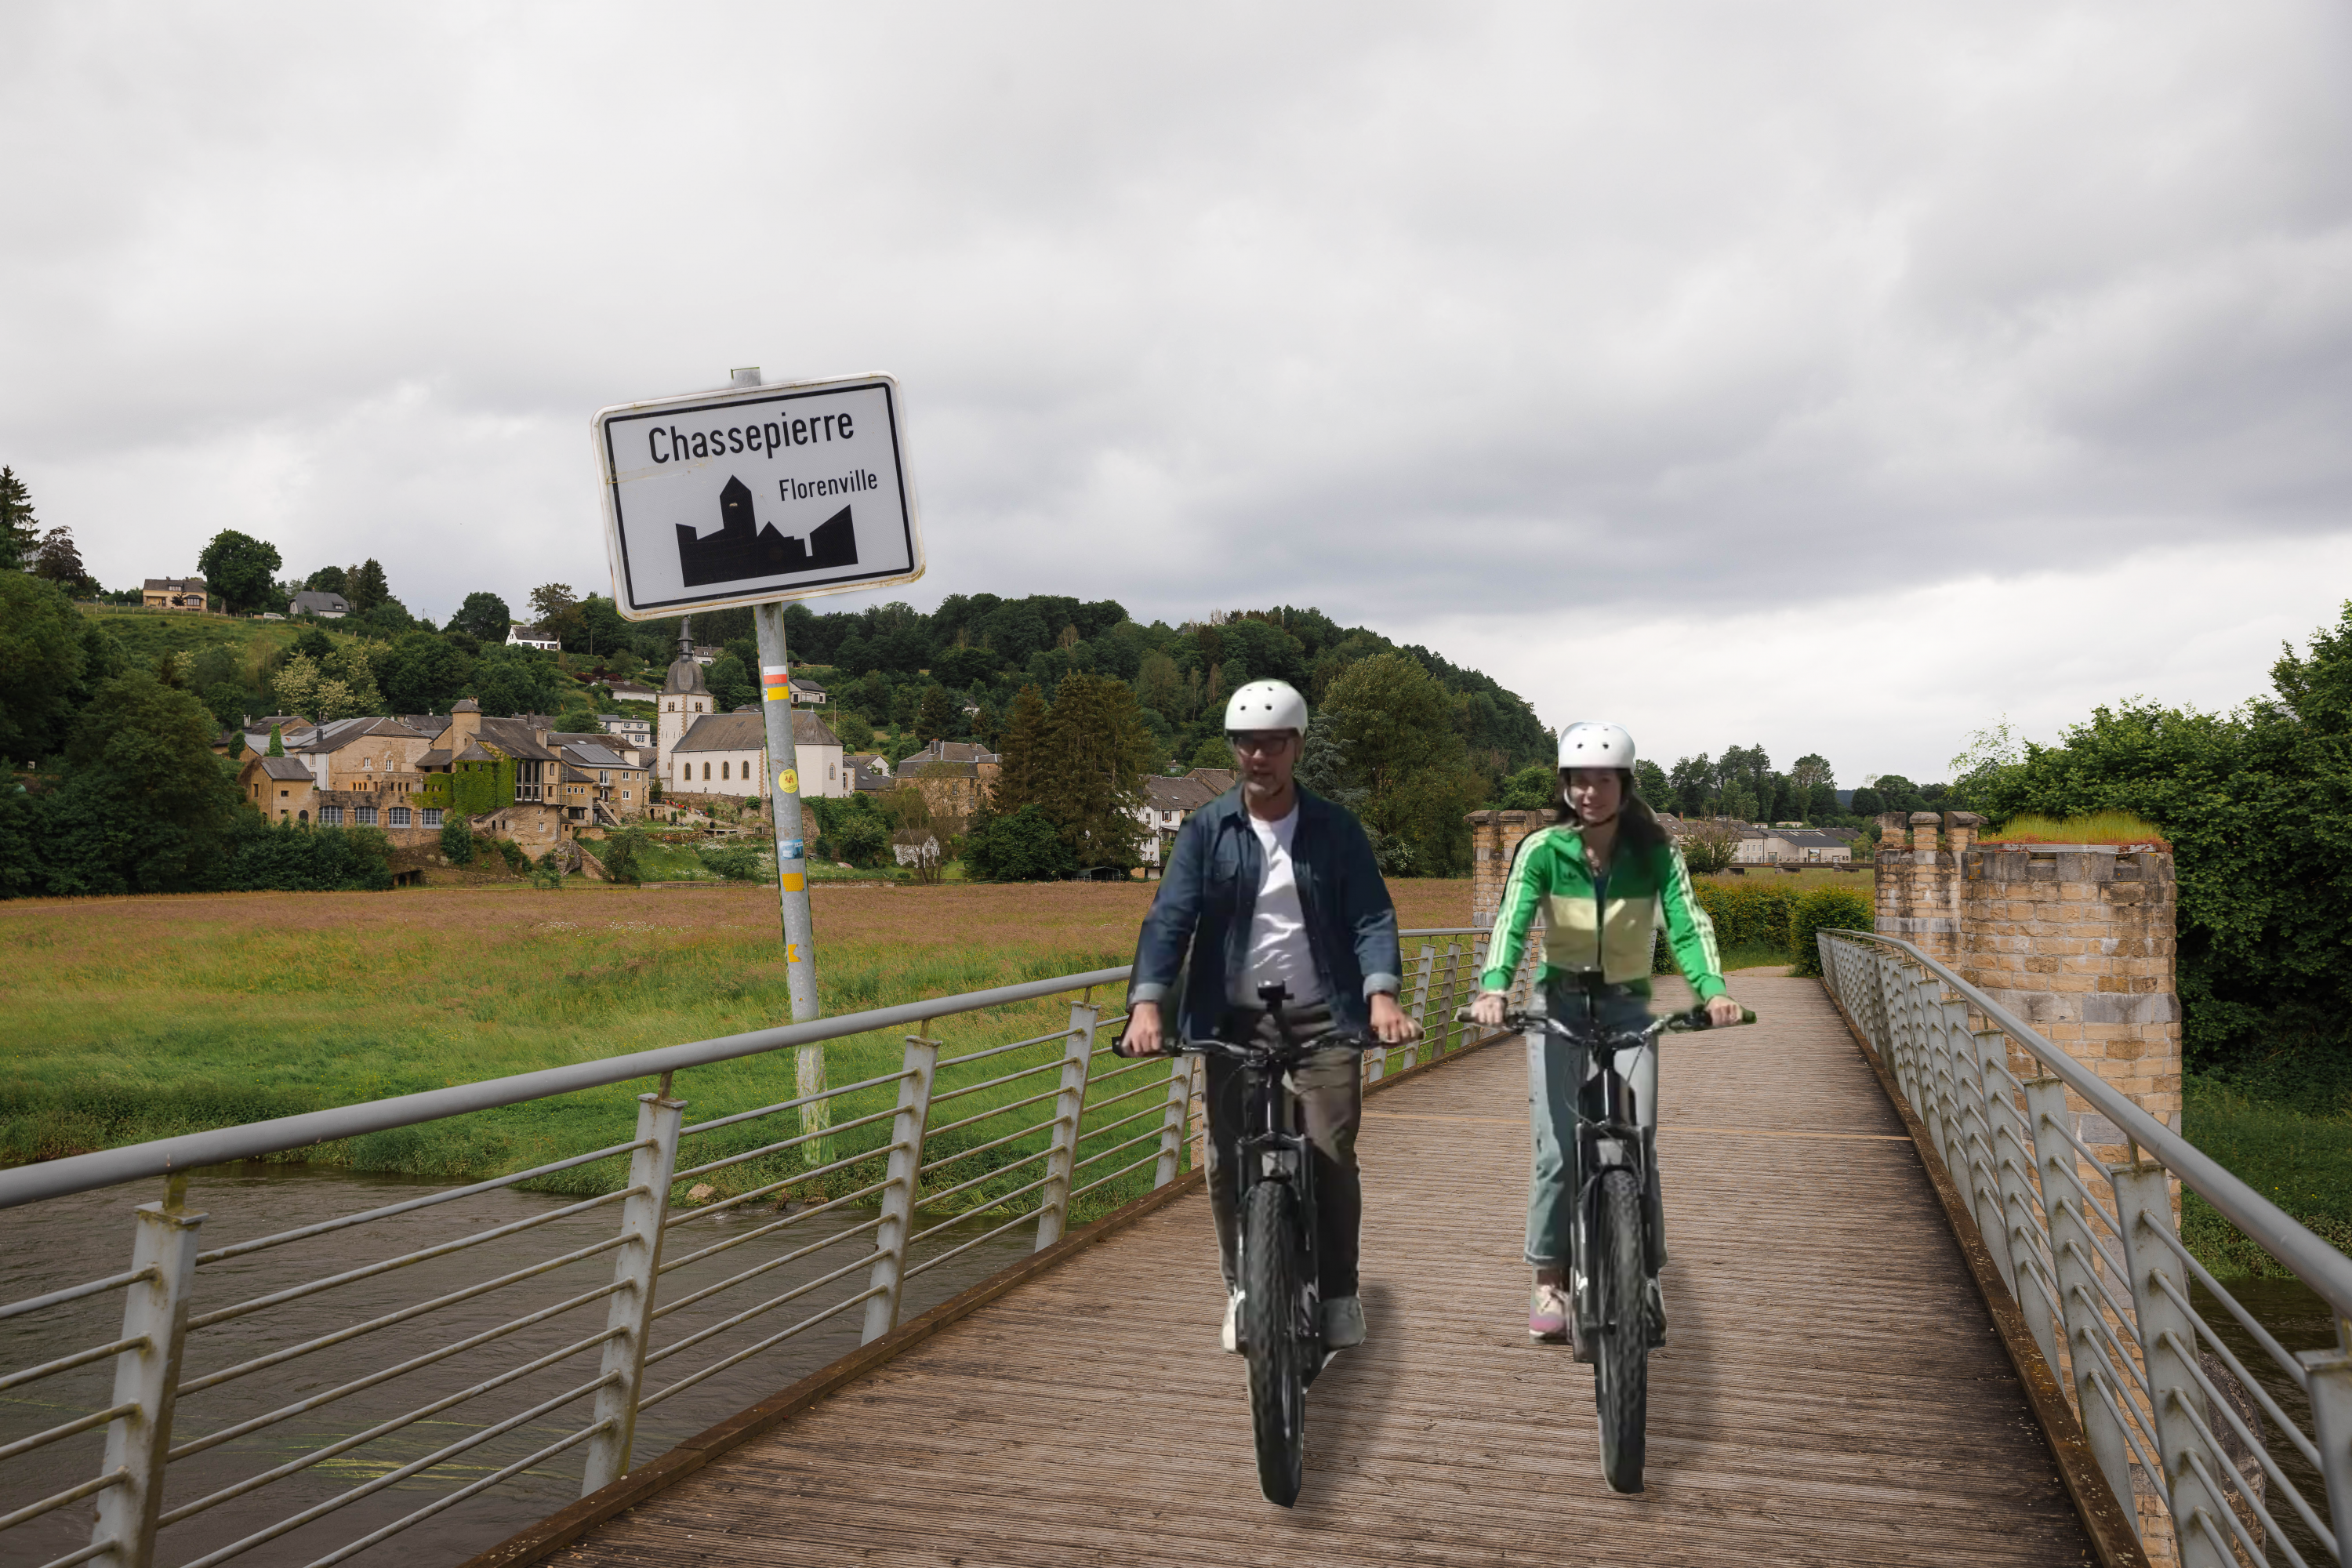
left=1568, top=1024, right=1666, bottom=1330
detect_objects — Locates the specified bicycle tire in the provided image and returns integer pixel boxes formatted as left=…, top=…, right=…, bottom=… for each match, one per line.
left=1592, top=1168, right=1650, bottom=1494
left=1242, top=1179, right=1308, bottom=1506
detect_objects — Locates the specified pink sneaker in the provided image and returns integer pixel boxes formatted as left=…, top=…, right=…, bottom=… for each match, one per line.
left=1529, top=1282, right=1569, bottom=1342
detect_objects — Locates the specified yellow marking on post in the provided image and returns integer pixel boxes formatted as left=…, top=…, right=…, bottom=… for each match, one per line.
left=786, top=943, right=802, bottom=964
left=777, top=769, right=798, bottom=793
left=781, top=873, right=805, bottom=893
left=764, top=688, right=789, bottom=700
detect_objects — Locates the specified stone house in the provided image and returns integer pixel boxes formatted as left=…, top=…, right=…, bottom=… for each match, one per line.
left=598, top=711, right=653, bottom=747
left=848, top=753, right=894, bottom=794
left=244, top=757, right=317, bottom=822
left=896, top=758, right=982, bottom=830
left=546, top=735, right=650, bottom=825
left=142, top=577, right=210, bottom=612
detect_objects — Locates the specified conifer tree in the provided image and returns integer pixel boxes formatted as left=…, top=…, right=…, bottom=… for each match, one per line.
left=0, top=468, right=36, bottom=572
left=1036, top=672, right=1153, bottom=868
left=990, top=684, right=1051, bottom=814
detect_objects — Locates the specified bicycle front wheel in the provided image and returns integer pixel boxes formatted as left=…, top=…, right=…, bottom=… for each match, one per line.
left=1592, top=1167, right=1650, bottom=1494
left=1242, top=1179, right=1308, bottom=1506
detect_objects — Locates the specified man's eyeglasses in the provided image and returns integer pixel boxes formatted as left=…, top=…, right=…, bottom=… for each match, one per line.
left=1226, top=732, right=1295, bottom=757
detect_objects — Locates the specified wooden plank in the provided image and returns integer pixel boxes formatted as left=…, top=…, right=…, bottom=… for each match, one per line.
left=533, top=977, right=2101, bottom=1567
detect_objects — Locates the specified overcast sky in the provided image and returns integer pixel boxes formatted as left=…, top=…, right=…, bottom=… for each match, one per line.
left=4, top=2, right=2347, bottom=785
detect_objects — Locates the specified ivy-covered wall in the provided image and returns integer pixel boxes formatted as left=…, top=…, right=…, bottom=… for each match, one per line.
left=415, top=755, right=517, bottom=818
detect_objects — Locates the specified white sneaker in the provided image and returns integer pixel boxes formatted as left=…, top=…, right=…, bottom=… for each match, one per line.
left=1221, top=1290, right=1243, bottom=1353
left=1323, top=1294, right=1366, bottom=1348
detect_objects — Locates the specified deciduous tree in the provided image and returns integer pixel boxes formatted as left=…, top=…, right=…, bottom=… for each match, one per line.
left=450, top=591, right=511, bottom=643
left=0, top=575, right=89, bottom=763
left=198, top=530, right=284, bottom=614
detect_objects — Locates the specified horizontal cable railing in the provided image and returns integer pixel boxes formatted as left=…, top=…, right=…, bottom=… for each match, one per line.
left=0, top=928, right=1501, bottom=1568
left=1820, top=928, right=2352, bottom=1568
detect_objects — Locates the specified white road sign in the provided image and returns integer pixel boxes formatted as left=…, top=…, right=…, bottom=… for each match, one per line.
left=593, top=373, right=923, bottom=619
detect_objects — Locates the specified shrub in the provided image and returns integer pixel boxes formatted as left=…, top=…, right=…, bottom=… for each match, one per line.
left=964, top=804, right=1078, bottom=881
left=1788, top=886, right=1874, bottom=977
left=1690, top=880, right=1798, bottom=954
left=699, top=843, right=763, bottom=881
left=439, top=817, right=474, bottom=865
left=495, top=838, right=528, bottom=873
left=528, top=853, right=564, bottom=890
left=601, top=827, right=646, bottom=886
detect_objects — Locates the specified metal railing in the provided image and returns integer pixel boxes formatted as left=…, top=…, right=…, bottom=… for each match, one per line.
left=0, top=928, right=1513, bottom=1568
left=1820, top=929, right=2352, bottom=1568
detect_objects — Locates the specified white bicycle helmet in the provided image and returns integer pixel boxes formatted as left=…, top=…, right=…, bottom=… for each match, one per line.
left=1558, top=720, right=1636, bottom=770
left=1225, top=679, right=1308, bottom=735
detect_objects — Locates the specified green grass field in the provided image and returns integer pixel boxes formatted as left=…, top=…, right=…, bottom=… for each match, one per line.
left=2180, top=1076, right=2352, bottom=1276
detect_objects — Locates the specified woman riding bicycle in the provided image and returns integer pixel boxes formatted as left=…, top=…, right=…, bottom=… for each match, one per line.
left=1468, top=721, right=1742, bottom=1343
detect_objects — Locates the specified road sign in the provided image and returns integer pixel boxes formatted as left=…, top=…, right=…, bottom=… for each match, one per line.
left=593, top=373, right=923, bottom=621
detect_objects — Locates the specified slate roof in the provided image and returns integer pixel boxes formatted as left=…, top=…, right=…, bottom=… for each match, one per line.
left=674, top=710, right=840, bottom=753
left=290, top=590, right=350, bottom=615
left=1145, top=775, right=1217, bottom=812
left=258, top=757, right=314, bottom=782
left=144, top=576, right=207, bottom=592
left=1186, top=768, right=1238, bottom=796
left=560, top=741, right=637, bottom=771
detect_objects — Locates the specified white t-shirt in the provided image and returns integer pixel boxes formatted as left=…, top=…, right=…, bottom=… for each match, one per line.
left=1229, top=804, right=1327, bottom=1007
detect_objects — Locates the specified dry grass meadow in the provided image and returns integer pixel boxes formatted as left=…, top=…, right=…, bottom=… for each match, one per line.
left=0, top=879, right=1474, bottom=1186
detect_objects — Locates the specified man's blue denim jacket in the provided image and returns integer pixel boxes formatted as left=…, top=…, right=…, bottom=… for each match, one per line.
left=1127, top=786, right=1403, bottom=1042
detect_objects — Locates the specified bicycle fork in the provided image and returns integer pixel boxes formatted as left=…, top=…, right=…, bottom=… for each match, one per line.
left=1571, top=1051, right=1665, bottom=1338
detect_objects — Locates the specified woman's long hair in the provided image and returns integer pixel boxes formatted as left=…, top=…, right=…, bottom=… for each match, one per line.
left=1554, top=768, right=1667, bottom=852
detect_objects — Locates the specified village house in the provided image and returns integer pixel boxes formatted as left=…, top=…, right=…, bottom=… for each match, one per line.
left=895, top=757, right=982, bottom=830
left=409, top=700, right=566, bottom=853
left=789, top=676, right=827, bottom=706
left=669, top=709, right=848, bottom=803
left=1133, top=773, right=1220, bottom=869
left=142, top=577, right=210, bottom=612
left=598, top=711, right=653, bottom=747
left=289, top=590, right=349, bottom=619
left=506, top=623, right=562, bottom=652
left=608, top=680, right=659, bottom=704
left=545, top=733, right=651, bottom=825
left=847, top=753, right=895, bottom=795
left=891, top=828, right=942, bottom=869
left=234, top=715, right=443, bottom=841
left=245, top=757, right=317, bottom=822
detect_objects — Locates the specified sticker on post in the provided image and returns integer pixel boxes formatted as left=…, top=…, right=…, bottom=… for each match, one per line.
left=775, top=768, right=798, bottom=793
left=781, top=873, right=805, bottom=893
left=779, top=838, right=804, bottom=861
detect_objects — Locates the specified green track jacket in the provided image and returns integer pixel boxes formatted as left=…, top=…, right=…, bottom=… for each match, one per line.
left=1479, top=824, right=1726, bottom=1000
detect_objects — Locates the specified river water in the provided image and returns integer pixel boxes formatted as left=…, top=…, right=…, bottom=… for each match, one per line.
left=1, top=1163, right=1039, bottom=1568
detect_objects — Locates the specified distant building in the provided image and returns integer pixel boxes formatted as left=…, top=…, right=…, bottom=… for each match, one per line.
left=1134, top=774, right=1220, bottom=868
left=671, top=709, right=848, bottom=800
left=892, top=829, right=942, bottom=869
left=507, top=623, right=562, bottom=652
left=142, top=577, right=209, bottom=612
left=847, top=753, right=894, bottom=794
left=790, top=677, right=827, bottom=705
left=290, top=590, right=350, bottom=619
left=598, top=711, right=653, bottom=746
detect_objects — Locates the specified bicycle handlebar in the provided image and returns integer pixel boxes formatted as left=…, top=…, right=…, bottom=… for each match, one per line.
left=1160, top=1029, right=1375, bottom=1063
left=1452, top=1003, right=1756, bottom=1036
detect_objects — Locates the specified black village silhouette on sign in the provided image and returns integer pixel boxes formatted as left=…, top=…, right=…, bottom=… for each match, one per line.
left=676, top=477, right=858, bottom=587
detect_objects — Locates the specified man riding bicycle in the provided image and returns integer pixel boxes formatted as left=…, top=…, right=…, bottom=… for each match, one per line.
left=1469, top=721, right=1741, bottom=1344
left=1120, top=680, right=1422, bottom=1354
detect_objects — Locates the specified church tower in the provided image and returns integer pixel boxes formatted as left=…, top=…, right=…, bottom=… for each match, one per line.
left=656, top=619, right=710, bottom=787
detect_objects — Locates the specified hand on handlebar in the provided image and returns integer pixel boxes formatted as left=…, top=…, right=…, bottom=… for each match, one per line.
left=1370, top=992, right=1421, bottom=1045
left=1469, top=989, right=1508, bottom=1029
left=1704, top=994, right=1744, bottom=1028
left=1116, top=1000, right=1164, bottom=1057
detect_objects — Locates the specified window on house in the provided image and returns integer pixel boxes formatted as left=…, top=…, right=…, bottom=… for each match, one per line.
left=702, top=762, right=711, bottom=780
left=720, top=761, right=729, bottom=780
left=320, top=806, right=343, bottom=826
left=423, top=808, right=442, bottom=828
left=621, top=789, right=630, bottom=800
left=356, top=806, right=378, bottom=826
left=390, top=807, right=411, bottom=828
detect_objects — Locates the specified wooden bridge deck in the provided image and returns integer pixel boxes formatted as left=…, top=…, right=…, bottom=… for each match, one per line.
left=554, top=975, right=2094, bottom=1566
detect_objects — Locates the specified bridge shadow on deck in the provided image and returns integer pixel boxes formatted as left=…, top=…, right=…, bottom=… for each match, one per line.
left=552, top=976, right=2094, bottom=1567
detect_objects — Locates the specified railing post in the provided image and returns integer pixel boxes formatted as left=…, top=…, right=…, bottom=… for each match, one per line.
left=1034, top=1004, right=1098, bottom=1250
left=2026, top=1076, right=2136, bottom=1520
left=1153, top=1052, right=1191, bottom=1188
left=89, top=1185, right=204, bottom=1568
left=1186, top=1053, right=1207, bottom=1175
left=1403, top=943, right=1435, bottom=1073
left=796, top=1043, right=832, bottom=1167
left=2300, top=1339, right=2352, bottom=1559
left=1969, top=1027, right=2020, bottom=1297
left=2114, top=1160, right=2231, bottom=1568
left=580, top=1087, right=684, bottom=1496
left=863, top=1035, right=940, bottom=1341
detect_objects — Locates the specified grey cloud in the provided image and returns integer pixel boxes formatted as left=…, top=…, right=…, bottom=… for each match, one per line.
left=1, top=2, right=2347, bottom=673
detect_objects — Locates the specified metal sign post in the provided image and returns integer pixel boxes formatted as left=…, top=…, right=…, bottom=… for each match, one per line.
left=591, top=363, right=924, bottom=1041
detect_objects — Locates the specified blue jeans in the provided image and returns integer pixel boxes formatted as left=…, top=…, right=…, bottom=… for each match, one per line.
left=1525, top=976, right=1661, bottom=1270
